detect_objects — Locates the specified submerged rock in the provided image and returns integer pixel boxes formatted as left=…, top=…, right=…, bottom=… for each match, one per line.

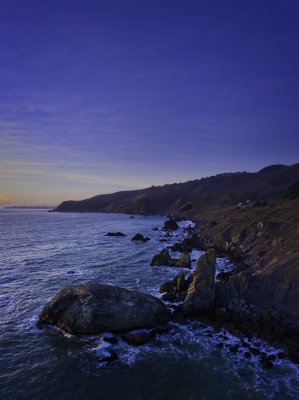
left=182, top=249, right=217, bottom=315
left=131, top=233, right=150, bottom=242
left=38, top=283, right=171, bottom=335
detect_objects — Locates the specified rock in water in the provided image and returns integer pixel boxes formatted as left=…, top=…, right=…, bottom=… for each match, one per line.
left=150, top=248, right=172, bottom=266
left=105, top=232, right=126, bottom=237
left=182, top=249, right=217, bottom=314
left=131, top=233, right=150, bottom=242
left=176, top=252, right=191, bottom=268
left=163, top=219, right=179, bottom=231
left=38, top=283, right=171, bottom=334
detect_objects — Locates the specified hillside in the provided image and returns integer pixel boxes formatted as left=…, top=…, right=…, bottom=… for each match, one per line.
left=53, top=162, right=299, bottom=340
left=54, top=163, right=299, bottom=216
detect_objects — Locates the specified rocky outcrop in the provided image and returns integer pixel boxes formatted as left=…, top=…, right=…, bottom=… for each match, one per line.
left=182, top=249, right=217, bottom=315
left=131, top=234, right=150, bottom=242
left=38, top=283, right=171, bottom=334
left=176, top=252, right=191, bottom=268
left=170, top=234, right=201, bottom=253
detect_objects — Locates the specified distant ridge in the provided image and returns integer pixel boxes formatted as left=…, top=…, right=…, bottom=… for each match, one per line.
left=258, top=164, right=287, bottom=173
left=53, top=163, right=299, bottom=217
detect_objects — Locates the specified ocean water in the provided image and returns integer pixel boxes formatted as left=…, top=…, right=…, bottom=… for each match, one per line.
left=0, top=210, right=298, bottom=400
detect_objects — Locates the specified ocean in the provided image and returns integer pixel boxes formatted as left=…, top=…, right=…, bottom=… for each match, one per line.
left=0, top=210, right=298, bottom=400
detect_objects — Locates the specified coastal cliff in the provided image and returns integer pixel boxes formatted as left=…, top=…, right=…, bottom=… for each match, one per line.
left=195, top=200, right=299, bottom=327
left=53, top=163, right=299, bottom=335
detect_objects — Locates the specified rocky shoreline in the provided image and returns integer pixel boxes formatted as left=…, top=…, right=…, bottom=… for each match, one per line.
left=158, top=211, right=299, bottom=365
left=51, top=164, right=299, bottom=344
left=38, top=213, right=299, bottom=366
left=191, top=201, right=299, bottom=364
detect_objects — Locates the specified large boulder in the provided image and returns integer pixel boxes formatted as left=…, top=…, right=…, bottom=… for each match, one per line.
left=38, top=283, right=171, bottom=334
left=182, top=249, right=217, bottom=314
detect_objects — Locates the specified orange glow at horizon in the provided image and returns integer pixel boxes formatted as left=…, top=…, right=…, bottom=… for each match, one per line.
left=0, top=194, right=10, bottom=203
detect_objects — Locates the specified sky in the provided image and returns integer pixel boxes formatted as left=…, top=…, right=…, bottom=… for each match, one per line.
left=0, top=0, right=298, bottom=206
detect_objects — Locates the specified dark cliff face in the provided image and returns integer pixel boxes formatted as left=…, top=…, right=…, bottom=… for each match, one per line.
left=195, top=199, right=299, bottom=329
left=54, top=163, right=299, bottom=215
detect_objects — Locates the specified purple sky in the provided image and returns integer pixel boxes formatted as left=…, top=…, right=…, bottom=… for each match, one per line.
left=0, top=0, right=298, bottom=205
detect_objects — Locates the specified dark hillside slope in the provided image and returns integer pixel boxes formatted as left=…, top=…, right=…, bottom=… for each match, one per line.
left=54, top=163, right=299, bottom=216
